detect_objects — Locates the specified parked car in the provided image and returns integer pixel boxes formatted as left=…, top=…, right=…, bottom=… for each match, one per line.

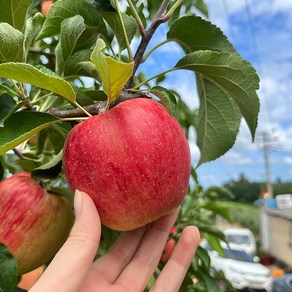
left=224, top=228, right=257, bottom=256
left=272, top=273, right=292, bottom=292
left=209, top=248, right=272, bottom=291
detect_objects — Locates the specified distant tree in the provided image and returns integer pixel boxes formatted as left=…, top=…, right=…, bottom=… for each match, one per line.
left=223, top=174, right=261, bottom=203
left=273, top=182, right=292, bottom=195
left=224, top=174, right=292, bottom=203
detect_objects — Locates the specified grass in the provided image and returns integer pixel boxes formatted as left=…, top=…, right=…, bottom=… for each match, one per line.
left=216, top=201, right=260, bottom=236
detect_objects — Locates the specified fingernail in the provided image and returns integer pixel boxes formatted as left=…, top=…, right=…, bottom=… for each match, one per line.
left=74, top=189, right=82, bottom=215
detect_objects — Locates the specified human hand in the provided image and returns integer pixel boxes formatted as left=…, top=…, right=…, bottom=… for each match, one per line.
left=30, top=190, right=200, bottom=292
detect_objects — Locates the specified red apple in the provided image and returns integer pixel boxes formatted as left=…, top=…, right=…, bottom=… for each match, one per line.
left=170, top=226, right=178, bottom=235
left=161, top=238, right=176, bottom=263
left=0, top=172, right=74, bottom=275
left=63, top=98, right=191, bottom=231
left=41, top=0, right=53, bottom=16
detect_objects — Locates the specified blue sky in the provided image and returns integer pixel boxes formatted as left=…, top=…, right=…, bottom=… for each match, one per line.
left=196, top=0, right=292, bottom=188
left=136, top=0, right=292, bottom=189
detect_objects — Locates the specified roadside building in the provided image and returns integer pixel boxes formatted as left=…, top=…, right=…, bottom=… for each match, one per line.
left=260, top=195, right=292, bottom=268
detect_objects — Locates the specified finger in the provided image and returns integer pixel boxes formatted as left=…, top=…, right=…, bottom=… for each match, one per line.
left=30, top=190, right=101, bottom=292
left=90, top=225, right=147, bottom=283
left=151, top=226, right=200, bottom=292
left=114, top=208, right=179, bottom=291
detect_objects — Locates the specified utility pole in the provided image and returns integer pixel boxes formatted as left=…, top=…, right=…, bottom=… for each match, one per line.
left=258, top=131, right=276, bottom=198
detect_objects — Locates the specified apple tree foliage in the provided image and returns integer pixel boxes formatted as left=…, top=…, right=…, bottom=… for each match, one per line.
left=0, top=0, right=259, bottom=291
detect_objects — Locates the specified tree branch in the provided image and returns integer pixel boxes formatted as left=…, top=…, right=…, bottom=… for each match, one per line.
left=46, top=92, right=151, bottom=118
left=125, top=0, right=171, bottom=89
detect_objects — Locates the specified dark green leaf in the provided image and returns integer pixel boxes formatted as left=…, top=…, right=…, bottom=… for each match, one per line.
left=167, top=16, right=235, bottom=53
left=0, top=112, right=60, bottom=155
left=47, top=124, right=71, bottom=153
left=150, top=86, right=177, bottom=115
left=0, top=0, right=33, bottom=32
left=38, top=0, right=107, bottom=39
left=55, top=15, right=87, bottom=75
left=197, top=77, right=241, bottom=165
left=102, top=12, right=137, bottom=51
left=24, top=13, right=45, bottom=54
left=174, top=50, right=259, bottom=164
left=196, top=246, right=210, bottom=270
left=0, top=94, right=16, bottom=123
left=93, top=0, right=115, bottom=11
left=0, top=243, right=18, bottom=292
left=205, top=233, right=224, bottom=256
left=64, top=49, right=93, bottom=76
left=32, top=150, right=63, bottom=179
left=0, top=23, right=24, bottom=62
left=194, top=266, right=221, bottom=292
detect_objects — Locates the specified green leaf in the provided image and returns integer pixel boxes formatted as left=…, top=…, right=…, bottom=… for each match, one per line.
left=196, top=246, right=210, bottom=270
left=174, top=50, right=259, bottom=164
left=102, top=12, right=137, bottom=51
left=0, top=112, right=60, bottom=155
left=202, top=201, right=232, bottom=222
left=0, top=243, right=18, bottom=292
left=196, top=222, right=225, bottom=241
left=167, top=15, right=235, bottom=53
left=194, top=267, right=221, bottom=292
left=0, top=62, right=76, bottom=102
left=64, top=49, right=93, bottom=76
left=90, top=39, right=134, bottom=103
left=0, top=0, right=33, bottom=31
left=93, top=0, right=115, bottom=11
left=0, top=93, right=16, bottom=123
left=24, top=12, right=45, bottom=54
left=0, top=83, right=17, bottom=96
left=0, top=23, right=24, bottom=62
left=47, top=124, right=71, bottom=153
left=193, top=0, right=209, bottom=18
left=205, top=233, right=224, bottom=256
left=150, top=86, right=177, bottom=115
left=55, top=15, right=87, bottom=75
left=38, top=0, right=107, bottom=39
left=197, top=77, right=241, bottom=164
left=32, top=150, right=63, bottom=179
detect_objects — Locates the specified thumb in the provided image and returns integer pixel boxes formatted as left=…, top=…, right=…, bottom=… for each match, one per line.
left=30, top=190, right=101, bottom=292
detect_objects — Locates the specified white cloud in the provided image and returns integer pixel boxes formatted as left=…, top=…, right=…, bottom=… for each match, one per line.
left=283, top=157, right=292, bottom=165
left=221, top=150, right=255, bottom=165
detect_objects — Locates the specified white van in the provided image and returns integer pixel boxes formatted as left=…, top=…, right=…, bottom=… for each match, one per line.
left=223, top=228, right=256, bottom=256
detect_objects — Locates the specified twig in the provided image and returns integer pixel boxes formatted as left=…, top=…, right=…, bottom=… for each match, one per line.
left=29, top=48, right=55, bottom=58
left=125, top=0, right=171, bottom=88
left=13, top=148, right=25, bottom=159
left=46, top=101, right=106, bottom=118
left=46, top=92, right=150, bottom=118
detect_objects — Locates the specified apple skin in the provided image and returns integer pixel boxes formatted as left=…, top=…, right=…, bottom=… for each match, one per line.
left=160, top=226, right=178, bottom=263
left=63, top=98, right=191, bottom=231
left=0, top=172, right=74, bottom=275
left=160, top=238, right=176, bottom=263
